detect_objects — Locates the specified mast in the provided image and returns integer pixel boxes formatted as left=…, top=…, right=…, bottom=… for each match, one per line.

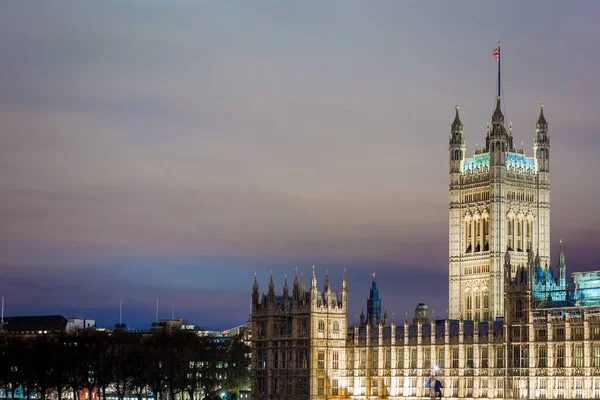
left=497, top=41, right=501, bottom=109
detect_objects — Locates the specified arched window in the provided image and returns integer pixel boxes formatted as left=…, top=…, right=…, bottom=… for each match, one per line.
left=466, top=295, right=472, bottom=310
left=491, top=142, right=495, bottom=152
left=332, top=321, right=340, bottom=338
left=318, top=320, right=325, bottom=338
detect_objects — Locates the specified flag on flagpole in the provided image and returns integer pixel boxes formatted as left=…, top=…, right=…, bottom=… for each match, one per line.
left=492, top=48, right=499, bottom=59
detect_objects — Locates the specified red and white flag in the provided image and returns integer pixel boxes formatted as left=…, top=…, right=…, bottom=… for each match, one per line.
left=492, top=48, right=500, bottom=59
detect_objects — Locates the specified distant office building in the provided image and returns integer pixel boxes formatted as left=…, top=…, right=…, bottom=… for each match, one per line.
left=0, top=315, right=95, bottom=336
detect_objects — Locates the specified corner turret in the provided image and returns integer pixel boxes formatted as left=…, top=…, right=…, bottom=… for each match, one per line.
left=534, top=102, right=550, bottom=172
left=252, top=274, right=259, bottom=310
left=449, top=105, right=466, bottom=174
left=366, top=273, right=382, bottom=326
left=268, top=271, right=275, bottom=305
left=557, top=239, right=567, bottom=287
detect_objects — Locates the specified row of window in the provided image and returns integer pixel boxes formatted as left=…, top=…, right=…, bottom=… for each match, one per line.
left=508, top=191, right=535, bottom=202
left=464, top=265, right=490, bottom=275
left=513, top=325, right=600, bottom=342
left=347, top=347, right=501, bottom=370
left=463, top=192, right=490, bottom=203
left=254, top=376, right=309, bottom=395
left=317, top=319, right=341, bottom=338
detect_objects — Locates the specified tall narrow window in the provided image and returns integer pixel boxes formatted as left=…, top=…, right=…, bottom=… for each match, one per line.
left=318, top=320, right=325, bottom=338
left=452, top=348, right=459, bottom=368
left=318, top=351, right=325, bottom=370
left=574, top=347, right=584, bottom=367
left=332, top=321, right=340, bottom=339
left=496, top=347, right=504, bottom=368
left=556, top=347, right=565, bottom=368
left=481, top=347, right=488, bottom=368
left=332, top=351, right=339, bottom=370
left=397, top=350, right=404, bottom=369
left=538, top=347, right=547, bottom=368
left=466, top=347, right=474, bottom=369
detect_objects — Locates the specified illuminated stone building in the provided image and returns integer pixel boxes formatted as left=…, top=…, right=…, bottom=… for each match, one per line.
left=250, top=46, right=600, bottom=399
left=252, top=250, right=600, bottom=399
left=448, top=93, right=551, bottom=320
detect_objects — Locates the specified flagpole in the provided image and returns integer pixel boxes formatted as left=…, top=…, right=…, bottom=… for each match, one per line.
left=497, top=41, right=501, bottom=109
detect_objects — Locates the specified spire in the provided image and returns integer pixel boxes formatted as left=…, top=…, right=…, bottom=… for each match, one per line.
left=324, top=270, right=330, bottom=292
left=293, top=267, right=299, bottom=288
left=268, top=271, right=275, bottom=292
left=489, top=42, right=509, bottom=145
left=253, top=273, right=259, bottom=292
left=558, top=239, right=566, bottom=267
left=537, top=102, right=548, bottom=131
left=492, top=96, right=505, bottom=124
left=496, top=41, right=501, bottom=110
left=451, top=105, right=463, bottom=134
left=310, top=265, right=317, bottom=290
left=283, top=274, right=289, bottom=296
left=342, top=267, right=347, bottom=291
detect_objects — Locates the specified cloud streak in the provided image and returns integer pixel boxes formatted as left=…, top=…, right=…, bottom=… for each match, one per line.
left=0, top=1, right=599, bottom=328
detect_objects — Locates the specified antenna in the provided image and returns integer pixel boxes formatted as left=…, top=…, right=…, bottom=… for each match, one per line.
left=172, top=304, right=175, bottom=320
left=119, top=300, right=123, bottom=325
left=156, top=298, right=159, bottom=323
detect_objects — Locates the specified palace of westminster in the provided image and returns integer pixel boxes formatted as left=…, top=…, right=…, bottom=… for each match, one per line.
left=250, top=53, right=600, bottom=399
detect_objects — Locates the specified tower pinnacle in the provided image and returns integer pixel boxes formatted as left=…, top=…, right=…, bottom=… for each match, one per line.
left=452, top=105, right=463, bottom=134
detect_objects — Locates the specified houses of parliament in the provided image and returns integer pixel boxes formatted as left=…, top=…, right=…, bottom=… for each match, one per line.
left=250, top=50, right=600, bottom=399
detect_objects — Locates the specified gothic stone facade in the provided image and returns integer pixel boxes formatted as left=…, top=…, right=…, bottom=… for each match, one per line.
left=252, top=254, right=600, bottom=400
left=250, top=93, right=600, bottom=399
left=448, top=101, right=550, bottom=320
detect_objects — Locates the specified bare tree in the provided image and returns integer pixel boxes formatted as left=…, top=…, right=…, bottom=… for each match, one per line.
left=222, top=335, right=250, bottom=398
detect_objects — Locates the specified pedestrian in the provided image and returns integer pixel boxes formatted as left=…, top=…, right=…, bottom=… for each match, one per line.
left=434, top=379, right=443, bottom=398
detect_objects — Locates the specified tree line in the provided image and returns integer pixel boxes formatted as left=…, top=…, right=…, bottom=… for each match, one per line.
left=0, top=330, right=250, bottom=400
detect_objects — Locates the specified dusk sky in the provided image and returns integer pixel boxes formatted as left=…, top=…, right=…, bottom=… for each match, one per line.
left=1, top=1, right=599, bottom=330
